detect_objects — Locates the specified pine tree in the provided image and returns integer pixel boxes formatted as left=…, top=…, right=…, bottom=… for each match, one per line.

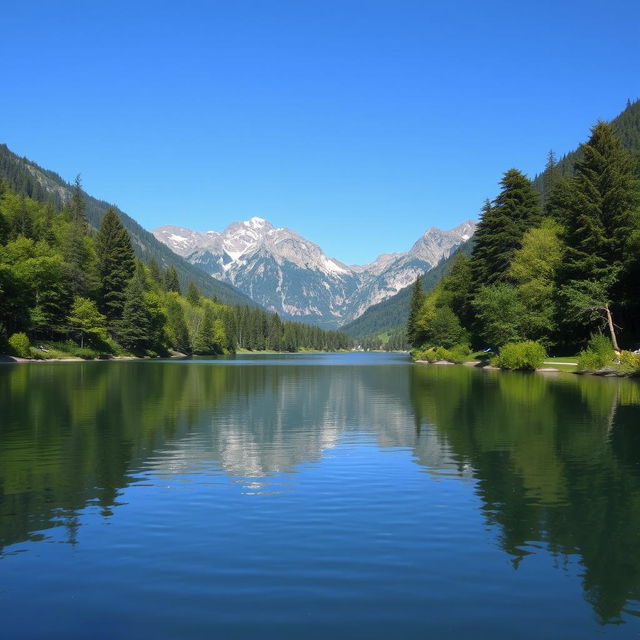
left=95, top=208, right=135, bottom=328
left=186, top=282, right=201, bottom=305
left=68, top=174, right=87, bottom=227
left=553, top=122, right=640, bottom=284
left=193, top=304, right=215, bottom=353
left=0, top=209, right=9, bottom=245
left=407, top=276, right=426, bottom=347
left=470, top=170, right=542, bottom=286
left=267, top=313, right=283, bottom=351
left=439, top=252, right=473, bottom=325
left=541, top=150, right=560, bottom=208
left=148, top=257, right=162, bottom=285
left=163, top=266, right=181, bottom=293
left=117, top=265, right=152, bottom=354
left=166, top=296, right=190, bottom=354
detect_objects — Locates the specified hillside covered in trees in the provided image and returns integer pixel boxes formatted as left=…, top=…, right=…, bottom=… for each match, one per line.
left=348, top=99, right=640, bottom=351
left=0, top=144, right=253, bottom=307
left=0, top=179, right=351, bottom=358
left=407, top=113, right=640, bottom=363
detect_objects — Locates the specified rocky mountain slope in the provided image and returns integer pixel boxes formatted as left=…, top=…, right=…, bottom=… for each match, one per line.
left=154, top=217, right=475, bottom=328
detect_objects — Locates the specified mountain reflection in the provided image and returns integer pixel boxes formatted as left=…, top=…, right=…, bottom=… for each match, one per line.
left=1, top=358, right=639, bottom=623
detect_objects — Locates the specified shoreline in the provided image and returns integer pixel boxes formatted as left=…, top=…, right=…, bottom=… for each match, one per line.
left=0, top=354, right=186, bottom=364
left=413, top=359, right=639, bottom=378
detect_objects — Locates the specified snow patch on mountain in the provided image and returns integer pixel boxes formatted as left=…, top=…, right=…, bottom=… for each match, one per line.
left=153, top=217, right=476, bottom=328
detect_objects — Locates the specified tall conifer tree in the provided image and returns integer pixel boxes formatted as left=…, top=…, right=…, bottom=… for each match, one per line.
left=117, top=263, right=152, bottom=354
left=470, top=170, right=541, bottom=286
left=95, top=208, right=135, bottom=327
left=407, top=276, right=426, bottom=347
left=553, top=122, right=640, bottom=284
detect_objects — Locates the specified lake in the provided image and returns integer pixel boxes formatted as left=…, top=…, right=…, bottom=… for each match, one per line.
left=1, top=353, right=640, bottom=638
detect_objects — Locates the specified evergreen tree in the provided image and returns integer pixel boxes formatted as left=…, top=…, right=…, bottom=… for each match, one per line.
left=267, top=313, right=283, bottom=351
left=163, top=266, right=181, bottom=293
left=166, top=296, right=190, bottom=354
left=148, top=257, right=162, bottom=285
left=95, top=208, right=135, bottom=327
left=0, top=209, right=9, bottom=245
left=193, top=304, right=215, bottom=353
left=186, top=282, right=201, bottom=305
left=439, top=252, right=473, bottom=325
left=541, top=150, right=560, bottom=207
left=68, top=174, right=87, bottom=227
left=407, top=276, right=426, bottom=347
left=470, top=170, right=541, bottom=285
left=553, top=122, right=640, bottom=284
left=117, top=265, right=152, bottom=354
left=10, top=196, right=35, bottom=239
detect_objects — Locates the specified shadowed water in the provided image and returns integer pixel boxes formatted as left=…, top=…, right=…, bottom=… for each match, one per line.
left=1, top=353, right=639, bottom=638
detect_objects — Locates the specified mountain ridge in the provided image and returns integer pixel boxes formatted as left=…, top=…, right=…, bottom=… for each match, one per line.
left=153, top=217, right=475, bottom=328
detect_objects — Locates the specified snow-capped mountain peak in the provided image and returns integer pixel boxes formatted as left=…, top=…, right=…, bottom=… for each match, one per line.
left=153, top=218, right=476, bottom=328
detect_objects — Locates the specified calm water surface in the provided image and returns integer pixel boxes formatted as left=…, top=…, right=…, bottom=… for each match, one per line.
left=1, top=353, right=640, bottom=638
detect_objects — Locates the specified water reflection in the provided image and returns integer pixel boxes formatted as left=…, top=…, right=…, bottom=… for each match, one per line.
left=410, top=365, right=640, bottom=623
left=1, top=357, right=639, bottom=625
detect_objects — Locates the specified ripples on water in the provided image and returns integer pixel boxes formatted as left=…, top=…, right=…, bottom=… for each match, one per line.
left=1, top=353, right=640, bottom=638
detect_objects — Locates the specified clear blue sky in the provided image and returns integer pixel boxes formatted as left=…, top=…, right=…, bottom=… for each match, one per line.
left=2, top=1, right=639, bottom=264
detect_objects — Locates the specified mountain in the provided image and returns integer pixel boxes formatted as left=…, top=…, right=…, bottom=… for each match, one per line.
left=153, top=218, right=475, bottom=328
left=0, top=144, right=255, bottom=307
left=342, top=239, right=474, bottom=338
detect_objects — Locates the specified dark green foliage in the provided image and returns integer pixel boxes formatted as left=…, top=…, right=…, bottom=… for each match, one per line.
left=541, top=150, right=560, bottom=207
left=470, top=170, right=541, bottom=286
left=438, top=252, right=473, bottom=324
left=186, top=282, right=201, bottom=306
left=67, top=175, right=87, bottom=227
left=166, top=296, right=191, bottom=354
left=193, top=305, right=224, bottom=354
left=117, top=267, right=153, bottom=354
left=148, top=257, right=162, bottom=285
left=552, top=122, right=640, bottom=284
left=0, top=210, right=9, bottom=245
left=230, top=305, right=351, bottom=352
left=163, top=266, right=181, bottom=294
left=95, top=208, right=136, bottom=326
left=407, top=276, right=426, bottom=348
left=0, top=264, right=30, bottom=335
left=62, top=219, right=94, bottom=298
left=9, top=196, right=35, bottom=239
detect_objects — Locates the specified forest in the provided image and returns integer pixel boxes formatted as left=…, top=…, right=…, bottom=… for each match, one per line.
left=0, top=179, right=351, bottom=358
left=407, top=118, right=640, bottom=372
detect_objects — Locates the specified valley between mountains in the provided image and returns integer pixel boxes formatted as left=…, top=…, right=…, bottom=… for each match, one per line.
left=153, top=218, right=475, bottom=329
